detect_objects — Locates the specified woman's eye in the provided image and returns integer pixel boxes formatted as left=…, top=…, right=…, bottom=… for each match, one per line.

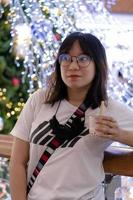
left=63, top=56, right=69, bottom=61
left=79, top=57, right=88, bottom=62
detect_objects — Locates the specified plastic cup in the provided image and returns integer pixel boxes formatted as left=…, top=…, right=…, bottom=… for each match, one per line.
left=88, top=116, right=96, bottom=135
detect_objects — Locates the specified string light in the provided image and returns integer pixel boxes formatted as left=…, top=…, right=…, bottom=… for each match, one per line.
left=0, top=87, right=25, bottom=120
left=1, top=0, right=133, bottom=107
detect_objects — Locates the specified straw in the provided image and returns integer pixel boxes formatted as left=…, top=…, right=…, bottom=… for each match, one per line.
left=99, top=101, right=105, bottom=115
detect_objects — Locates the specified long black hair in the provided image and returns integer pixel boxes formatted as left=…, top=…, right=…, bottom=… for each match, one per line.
left=45, top=32, right=108, bottom=109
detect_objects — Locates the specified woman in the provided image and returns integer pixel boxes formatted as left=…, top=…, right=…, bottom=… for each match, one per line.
left=10, top=32, right=133, bottom=200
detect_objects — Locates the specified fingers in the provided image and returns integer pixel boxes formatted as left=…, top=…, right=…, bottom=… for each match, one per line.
left=95, top=115, right=116, bottom=123
left=95, top=126, right=117, bottom=136
left=94, top=116, right=119, bottom=139
left=96, top=119, right=118, bottom=129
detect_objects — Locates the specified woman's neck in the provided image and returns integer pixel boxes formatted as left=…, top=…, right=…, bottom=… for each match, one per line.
left=67, top=88, right=88, bottom=106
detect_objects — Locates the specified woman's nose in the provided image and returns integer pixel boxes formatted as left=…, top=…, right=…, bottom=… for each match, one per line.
left=68, top=58, right=80, bottom=70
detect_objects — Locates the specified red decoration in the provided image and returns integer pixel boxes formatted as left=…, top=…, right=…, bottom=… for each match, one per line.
left=12, top=77, right=20, bottom=86
left=54, top=33, right=61, bottom=41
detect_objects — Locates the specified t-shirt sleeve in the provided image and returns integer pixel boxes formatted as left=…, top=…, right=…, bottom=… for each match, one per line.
left=108, top=99, right=133, bottom=131
left=118, top=104, right=133, bottom=131
left=10, top=89, right=45, bottom=141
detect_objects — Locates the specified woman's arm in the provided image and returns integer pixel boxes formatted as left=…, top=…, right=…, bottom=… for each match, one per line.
left=113, top=129, right=133, bottom=147
left=9, top=137, right=29, bottom=200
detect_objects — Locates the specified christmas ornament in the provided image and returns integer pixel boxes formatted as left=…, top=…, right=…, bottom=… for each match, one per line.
left=12, top=77, right=20, bottom=87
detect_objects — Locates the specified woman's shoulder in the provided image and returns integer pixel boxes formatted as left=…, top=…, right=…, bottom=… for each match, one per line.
left=30, top=88, right=46, bottom=105
left=107, top=98, right=133, bottom=130
left=107, top=97, right=133, bottom=115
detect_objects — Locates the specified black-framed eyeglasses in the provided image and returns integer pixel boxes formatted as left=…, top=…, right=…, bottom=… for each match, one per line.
left=58, top=53, right=92, bottom=68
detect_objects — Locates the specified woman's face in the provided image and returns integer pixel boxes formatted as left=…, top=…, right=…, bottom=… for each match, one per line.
left=60, top=40, right=95, bottom=92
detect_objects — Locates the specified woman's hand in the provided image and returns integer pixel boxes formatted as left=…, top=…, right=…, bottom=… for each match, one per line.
left=94, top=116, right=133, bottom=147
left=94, top=115, right=120, bottom=140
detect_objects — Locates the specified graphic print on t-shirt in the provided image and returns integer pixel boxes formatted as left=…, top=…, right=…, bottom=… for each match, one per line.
left=30, top=120, right=89, bottom=148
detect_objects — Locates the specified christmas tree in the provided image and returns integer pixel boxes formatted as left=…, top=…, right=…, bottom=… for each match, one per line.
left=0, top=4, right=28, bottom=134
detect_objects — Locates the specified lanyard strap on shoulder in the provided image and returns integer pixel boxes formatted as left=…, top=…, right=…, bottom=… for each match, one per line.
left=27, top=99, right=89, bottom=194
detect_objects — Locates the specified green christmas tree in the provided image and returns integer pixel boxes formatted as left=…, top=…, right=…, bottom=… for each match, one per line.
left=0, top=5, right=29, bottom=134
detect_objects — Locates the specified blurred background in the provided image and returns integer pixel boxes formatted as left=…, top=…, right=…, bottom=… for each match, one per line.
left=0, top=0, right=133, bottom=199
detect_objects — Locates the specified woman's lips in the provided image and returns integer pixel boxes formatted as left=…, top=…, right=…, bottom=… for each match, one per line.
left=67, top=75, right=81, bottom=78
left=67, top=75, right=81, bottom=80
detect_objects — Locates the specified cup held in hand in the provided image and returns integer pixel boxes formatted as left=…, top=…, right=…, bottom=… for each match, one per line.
left=89, top=116, right=96, bottom=135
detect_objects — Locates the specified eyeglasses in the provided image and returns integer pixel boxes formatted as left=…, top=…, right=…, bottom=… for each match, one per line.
left=58, top=53, right=92, bottom=68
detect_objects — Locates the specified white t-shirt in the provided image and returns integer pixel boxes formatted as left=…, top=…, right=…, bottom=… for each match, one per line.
left=11, top=89, right=133, bottom=200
